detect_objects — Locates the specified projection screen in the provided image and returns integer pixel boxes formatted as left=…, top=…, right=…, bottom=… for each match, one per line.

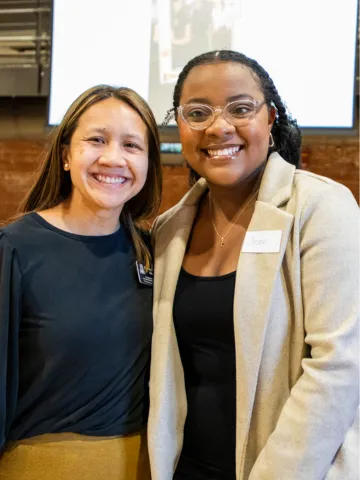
left=48, top=0, right=358, bottom=130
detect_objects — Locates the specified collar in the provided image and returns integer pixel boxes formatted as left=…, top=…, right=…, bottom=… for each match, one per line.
left=179, top=152, right=296, bottom=209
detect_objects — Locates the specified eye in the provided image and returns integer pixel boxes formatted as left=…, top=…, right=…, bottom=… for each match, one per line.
left=229, top=102, right=254, bottom=117
left=188, top=109, right=207, bottom=118
left=124, top=142, right=142, bottom=150
left=183, top=104, right=212, bottom=122
left=88, top=136, right=105, bottom=144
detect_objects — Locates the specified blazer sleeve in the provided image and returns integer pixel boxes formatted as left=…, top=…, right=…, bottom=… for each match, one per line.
left=0, top=232, right=22, bottom=452
left=249, top=184, right=359, bottom=480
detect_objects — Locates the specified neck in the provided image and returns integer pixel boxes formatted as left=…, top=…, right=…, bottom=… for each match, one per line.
left=208, top=163, right=264, bottom=221
left=47, top=196, right=122, bottom=236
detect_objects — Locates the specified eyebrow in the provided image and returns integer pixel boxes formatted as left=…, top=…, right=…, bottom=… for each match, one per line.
left=83, top=127, right=145, bottom=142
left=126, top=133, right=146, bottom=143
left=185, top=93, right=255, bottom=104
left=83, top=127, right=107, bottom=135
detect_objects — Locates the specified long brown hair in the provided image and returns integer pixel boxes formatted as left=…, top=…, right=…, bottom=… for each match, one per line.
left=20, top=84, right=162, bottom=269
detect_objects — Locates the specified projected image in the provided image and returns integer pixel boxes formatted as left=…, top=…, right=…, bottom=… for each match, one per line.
left=153, top=0, right=237, bottom=84
left=48, top=0, right=358, bottom=129
left=148, top=0, right=240, bottom=124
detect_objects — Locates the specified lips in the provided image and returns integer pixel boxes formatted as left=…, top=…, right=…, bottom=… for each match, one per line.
left=201, top=145, right=245, bottom=157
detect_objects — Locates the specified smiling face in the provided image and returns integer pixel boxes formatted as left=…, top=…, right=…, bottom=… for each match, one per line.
left=177, top=62, right=275, bottom=188
left=63, top=97, right=149, bottom=218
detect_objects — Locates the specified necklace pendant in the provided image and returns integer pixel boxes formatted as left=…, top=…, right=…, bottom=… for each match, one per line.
left=220, top=238, right=225, bottom=247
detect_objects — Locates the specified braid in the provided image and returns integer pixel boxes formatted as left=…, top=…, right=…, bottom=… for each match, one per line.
left=271, top=91, right=302, bottom=167
left=256, top=65, right=302, bottom=167
left=167, top=50, right=302, bottom=183
left=162, top=107, right=175, bottom=127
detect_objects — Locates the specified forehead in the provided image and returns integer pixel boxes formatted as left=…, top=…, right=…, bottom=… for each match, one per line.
left=180, top=62, right=263, bottom=104
left=76, top=97, right=147, bottom=135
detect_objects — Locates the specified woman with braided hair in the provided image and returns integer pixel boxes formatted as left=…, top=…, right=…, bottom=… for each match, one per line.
left=147, top=50, right=359, bottom=479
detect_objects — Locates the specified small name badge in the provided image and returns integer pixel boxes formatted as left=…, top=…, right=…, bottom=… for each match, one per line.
left=136, top=261, right=154, bottom=286
left=242, top=230, right=282, bottom=253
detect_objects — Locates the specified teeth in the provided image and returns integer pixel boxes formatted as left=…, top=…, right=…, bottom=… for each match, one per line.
left=206, top=146, right=241, bottom=157
left=93, top=174, right=126, bottom=185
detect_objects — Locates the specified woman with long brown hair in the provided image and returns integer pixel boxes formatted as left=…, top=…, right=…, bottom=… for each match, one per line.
left=0, top=84, right=162, bottom=479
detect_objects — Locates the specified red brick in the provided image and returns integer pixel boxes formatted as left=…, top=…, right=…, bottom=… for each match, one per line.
left=0, top=138, right=358, bottom=223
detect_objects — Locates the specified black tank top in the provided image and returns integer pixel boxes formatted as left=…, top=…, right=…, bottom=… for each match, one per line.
left=173, top=267, right=236, bottom=480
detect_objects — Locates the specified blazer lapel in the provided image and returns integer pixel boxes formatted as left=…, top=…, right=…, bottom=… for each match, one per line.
left=152, top=178, right=209, bottom=318
left=149, top=203, right=199, bottom=479
left=153, top=206, right=197, bottom=312
left=234, top=154, right=296, bottom=478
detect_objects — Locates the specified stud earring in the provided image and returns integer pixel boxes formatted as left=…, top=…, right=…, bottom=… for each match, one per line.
left=64, top=163, right=69, bottom=170
left=269, top=133, right=275, bottom=148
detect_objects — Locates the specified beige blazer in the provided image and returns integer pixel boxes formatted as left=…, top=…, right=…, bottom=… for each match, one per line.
left=148, top=153, right=359, bottom=480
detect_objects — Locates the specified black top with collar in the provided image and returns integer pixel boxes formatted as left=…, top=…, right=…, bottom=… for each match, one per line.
left=0, top=213, right=153, bottom=450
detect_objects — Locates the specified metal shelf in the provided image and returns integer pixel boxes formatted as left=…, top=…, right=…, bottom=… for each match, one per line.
left=0, top=0, right=51, bottom=95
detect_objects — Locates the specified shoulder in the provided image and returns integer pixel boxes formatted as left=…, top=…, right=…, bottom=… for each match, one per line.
left=0, top=214, right=49, bottom=270
left=0, top=214, right=34, bottom=247
left=262, top=153, right=356, bottom=213
left=151, top=201, right=191, bottom=241
left=294, top=169, right=353, bottom=196
left=288, top=170, right=359, bottom=250
left=152, top=203, right=184, bottom=234
left=290, top=169, right=358, bottom=217
left=152, top=178, right=208, bottom=237
left=0, top=220, right=26, bottom=274
left=0, top=230, right=15, bottom=252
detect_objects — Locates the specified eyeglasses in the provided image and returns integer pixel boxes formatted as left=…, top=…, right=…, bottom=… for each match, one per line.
left=177, top=99, right=267, bottom=130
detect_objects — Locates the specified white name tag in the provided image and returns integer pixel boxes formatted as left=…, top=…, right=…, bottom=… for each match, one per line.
left=242, top=230, right=282, bottom=253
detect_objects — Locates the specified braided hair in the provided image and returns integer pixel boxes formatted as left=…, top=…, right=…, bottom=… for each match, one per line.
left=164, top=50, right=302, bottom=184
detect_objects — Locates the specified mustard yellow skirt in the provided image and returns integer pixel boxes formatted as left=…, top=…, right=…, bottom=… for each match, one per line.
left=0, top=432, right=151, bottom=480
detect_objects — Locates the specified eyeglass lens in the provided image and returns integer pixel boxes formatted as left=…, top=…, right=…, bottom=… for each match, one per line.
left=182, top=100, right=258, bottom=128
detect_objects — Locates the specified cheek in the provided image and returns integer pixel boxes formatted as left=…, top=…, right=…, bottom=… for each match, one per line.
left=243, top=122, right=270, bottom=149
left=179, top=127, right=201, bottom=156
left=69, top=148, right=91, bottom=172
left=141, top=159, right=149, bottom=180
left=132, top=156, right=149, bottom=182
left=178, top=122, right=192, bottom=145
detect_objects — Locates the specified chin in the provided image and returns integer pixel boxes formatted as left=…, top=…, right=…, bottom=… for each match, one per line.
left=91, top=195, right=126, bottom=212
left=205, top=170, right=248, bottom=187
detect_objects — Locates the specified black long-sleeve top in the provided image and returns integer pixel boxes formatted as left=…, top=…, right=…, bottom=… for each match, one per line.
left=0, top=213, right=153, bottom=451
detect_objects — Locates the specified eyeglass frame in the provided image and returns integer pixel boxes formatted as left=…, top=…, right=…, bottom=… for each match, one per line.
left=176, top=98, right=271, bottom=130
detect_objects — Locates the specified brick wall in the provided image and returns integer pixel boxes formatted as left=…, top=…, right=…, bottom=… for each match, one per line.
left=0, top=137, right=358, bottom=223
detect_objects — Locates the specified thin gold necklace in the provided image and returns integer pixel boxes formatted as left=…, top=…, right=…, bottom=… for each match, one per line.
left=209, top=188, right=260, bottom=247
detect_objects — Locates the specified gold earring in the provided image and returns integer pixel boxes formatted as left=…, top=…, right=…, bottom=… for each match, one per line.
left=269, top=133, right=275, bottom=148
left=64, top=163, right=69, bottom=170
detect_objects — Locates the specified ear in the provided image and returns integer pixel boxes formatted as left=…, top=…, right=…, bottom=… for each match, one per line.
left=61, top=146, right=70, bottom=171
left=268, top=104, right=277, bottom=133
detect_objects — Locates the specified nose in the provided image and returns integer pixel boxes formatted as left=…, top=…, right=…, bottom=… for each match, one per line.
left=205, top=111, right=236, bottom=138
left=98, top=142, right=127, bottom=167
